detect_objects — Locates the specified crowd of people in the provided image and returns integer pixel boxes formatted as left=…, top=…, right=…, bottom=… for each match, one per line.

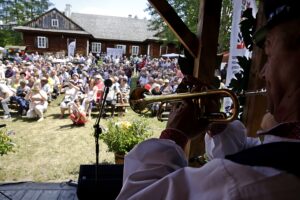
left=0, top=51, right=186, bottom=124
left=2, top=0, right=299, bottom=199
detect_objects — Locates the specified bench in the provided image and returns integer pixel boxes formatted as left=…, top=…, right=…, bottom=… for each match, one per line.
left=112, top=103, right=130, bottom=117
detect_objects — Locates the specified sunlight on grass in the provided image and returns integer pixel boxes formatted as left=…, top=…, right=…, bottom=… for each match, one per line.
left=0, top=97, right=166, bottom=182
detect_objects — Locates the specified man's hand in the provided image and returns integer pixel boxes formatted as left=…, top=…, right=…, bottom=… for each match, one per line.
left=166, top=100, right=209, bottom=139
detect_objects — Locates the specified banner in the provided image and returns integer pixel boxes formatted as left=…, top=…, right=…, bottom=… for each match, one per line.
left=225, top=0, right=257, bottom=86
left=106, top=48, right=123, bottom=59
left=68, top=39, right=76, bottom=57
left=224, top=0, right=257, bottom=112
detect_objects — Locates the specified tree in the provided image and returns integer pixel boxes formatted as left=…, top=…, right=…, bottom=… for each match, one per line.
left=0, top=0, right=53, bottom=46
left=1, top=0, right=53, bottom=25
left=146, top=0, right=233, bottom=52
left=218, top=0, right=233, bottom=53
left=145, top=0, right=199, bottom=46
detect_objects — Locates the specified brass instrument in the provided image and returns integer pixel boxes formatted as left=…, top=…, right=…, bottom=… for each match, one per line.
left=129, top=88, right=240, bottom=122
left=129, top=88, right=267, bottom=122
left=239, top=88, right=267, bottom=97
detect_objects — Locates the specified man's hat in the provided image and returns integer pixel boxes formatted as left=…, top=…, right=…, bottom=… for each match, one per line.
left=254, top=0, right=300, bottom=48
left=72, top=73, right=79, bottom=77
left=41, top=77, right=48, bottom=82
left=94, top=74, right=103, bottom=80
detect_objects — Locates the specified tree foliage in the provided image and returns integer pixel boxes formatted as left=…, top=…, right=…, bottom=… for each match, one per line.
left=146, top=0, right=233, bottom=52
left=0, top=29, right=22, bottom=46
left=145, top=0, right=199, bottom=45
left=218, top=0, right=233, bottom=53
left=0, top=0, right=53, bottom=25
left=0, top=0, right=53, bottom=46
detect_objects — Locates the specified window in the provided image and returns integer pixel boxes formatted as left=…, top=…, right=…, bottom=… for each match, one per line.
left=132, top=46, right=139, bottom=56
left=51, top=19, right=59, bottom=27
left=116, top=44, right=126, bottom=54
left=91, top=42, right=101, bottom=53
left=37, top=36, right=48, bottom=48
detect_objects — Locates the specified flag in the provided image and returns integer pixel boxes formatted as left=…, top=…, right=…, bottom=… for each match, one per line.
left=225, top=0, right=257, bottom=86
left=224, top=0, right=257, bottom=112
left=68, top=40, right=76, bottom=57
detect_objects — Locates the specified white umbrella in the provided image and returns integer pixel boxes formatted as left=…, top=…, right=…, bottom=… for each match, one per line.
left=161, top=53, right=183, bottom=58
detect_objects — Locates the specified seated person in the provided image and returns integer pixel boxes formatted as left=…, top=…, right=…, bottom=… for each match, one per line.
left=117, top=77, right=130, bottom=104
left=25, top=82, right=48, bottom=122
left=151, top=83, right=162, bottom=95
left=69, top=99, right=87, bottom=125
left=11, top=79, right=30, bottom=115
left=105, top=77, right=120, bottom=106
left=60, top=80, right=80, bottom=118
left=41, top=77, right=52, bottom=102
left=94, top=74, right=104, bottom=104
left=82, top=78, right=97, bottom=119
left=0, top=83, right=15, bottom=119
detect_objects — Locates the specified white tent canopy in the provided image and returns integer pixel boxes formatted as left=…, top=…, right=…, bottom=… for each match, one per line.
left=161, top=53, right=184, bottom=58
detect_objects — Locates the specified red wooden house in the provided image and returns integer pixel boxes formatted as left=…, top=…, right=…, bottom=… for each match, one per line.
left=13, top=8, right=179, bottom=58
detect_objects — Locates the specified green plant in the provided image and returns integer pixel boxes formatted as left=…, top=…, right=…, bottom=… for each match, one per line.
left=0, top=128, right=15, bottom=156
left=100, top=119, right=152, bottom=154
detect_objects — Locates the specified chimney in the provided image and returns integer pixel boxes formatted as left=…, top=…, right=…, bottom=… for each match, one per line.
left=64, top=4, right=71, bottom=18
left=128, top=14, right=132, bottom=18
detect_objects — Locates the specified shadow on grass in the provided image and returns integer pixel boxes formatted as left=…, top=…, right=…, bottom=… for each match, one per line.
left=46, top=113, right=64, bottom=119
left=58, top=124, right=78, bottom=130
left=10, top=115, right=40, bottom=123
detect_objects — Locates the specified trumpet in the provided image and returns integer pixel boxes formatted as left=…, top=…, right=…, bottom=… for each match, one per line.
left=129, top=88, right=267, bottom=122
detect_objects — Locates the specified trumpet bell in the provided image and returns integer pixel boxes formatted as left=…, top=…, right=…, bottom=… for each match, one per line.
left=129, top=88, right=152, bottom=114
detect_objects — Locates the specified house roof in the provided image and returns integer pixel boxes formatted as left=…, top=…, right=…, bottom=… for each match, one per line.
left=13, top=8, right=90, bottom=36
left=13, top=26, right=90, bottom=35
left=70, top=13, right=158, bottom=42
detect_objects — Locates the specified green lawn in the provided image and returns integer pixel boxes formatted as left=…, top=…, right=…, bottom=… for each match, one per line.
left=0, top=96, right=166, bottom=182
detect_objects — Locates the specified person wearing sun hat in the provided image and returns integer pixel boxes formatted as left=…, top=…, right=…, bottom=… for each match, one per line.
left=160, top=78, right=173, bottom=94
left=117, top=1, right=300, bottom=199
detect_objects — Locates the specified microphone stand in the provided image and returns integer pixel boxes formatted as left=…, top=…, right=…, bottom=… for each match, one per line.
left=93, top=79, right=112, bottom=183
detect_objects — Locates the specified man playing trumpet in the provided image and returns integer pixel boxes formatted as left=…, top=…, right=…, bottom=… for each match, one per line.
left=117, top=0, right=300, bottom=199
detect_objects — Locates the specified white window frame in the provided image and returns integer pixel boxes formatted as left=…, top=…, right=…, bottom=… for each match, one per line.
left=91, top=42, right=101, bottom=53
left=116, top=44, right=126, bottom=54
left=131, top=45, right=139, bottom=56
left=51, top=19, right=59, bottom=27
left=37, top=36, right=48, bottom=48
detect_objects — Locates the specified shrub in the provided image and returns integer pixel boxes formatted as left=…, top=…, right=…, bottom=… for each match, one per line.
left=100, top=119, right=152, bottom=155
left=0, top=128, right=15, bottom=156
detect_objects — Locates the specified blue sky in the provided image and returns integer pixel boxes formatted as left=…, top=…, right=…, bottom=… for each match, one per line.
left=50, top=0, right=150, bottom=19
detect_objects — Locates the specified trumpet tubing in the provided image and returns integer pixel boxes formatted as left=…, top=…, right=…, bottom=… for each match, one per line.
left=130, top=88, right=240, bottom=123
left=129, top=88, right=267, bottom=122
left=239, top=88, right=267, bottom=97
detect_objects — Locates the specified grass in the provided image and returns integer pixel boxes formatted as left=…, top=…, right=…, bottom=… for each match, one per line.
left=0, top=96, right=166, bottom=182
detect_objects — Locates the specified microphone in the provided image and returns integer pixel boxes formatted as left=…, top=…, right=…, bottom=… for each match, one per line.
left=94, top=78, right=112, bottom=171
left=104, top=79, right=113, bottom=87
